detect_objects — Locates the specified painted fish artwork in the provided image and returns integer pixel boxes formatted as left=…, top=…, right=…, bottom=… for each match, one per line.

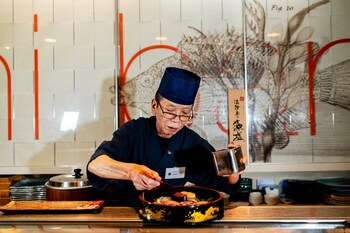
left=117, top=0, right=350, bottom=163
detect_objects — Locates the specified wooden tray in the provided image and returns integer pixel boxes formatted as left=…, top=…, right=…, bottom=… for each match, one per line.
left=0, top=200, right=104, bottom=214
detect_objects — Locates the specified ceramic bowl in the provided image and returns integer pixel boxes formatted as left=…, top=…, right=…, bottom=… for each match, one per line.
left=264, top=194, right=279, bottom=205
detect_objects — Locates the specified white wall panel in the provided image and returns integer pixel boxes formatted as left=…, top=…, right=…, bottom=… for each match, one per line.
left=95, top=45, right=116, bottom=69
left=0, top=0, right=13, bottom=23
left=39, top=117, right=56, bottom=142
left=95, top=0, right=116, bottom=21
left=140, top=0, right=160, bottom=22
left=54, top=0, right=74, bottom=22
left=0, top=119, right=11, bottom=142
left=223, top=0, right=242, bottom=20
left=13, top=94, right=34, bottom=118
left=12, top=118, right=34, bottom=141
left=75, top=22, right=94, bottom=45
left=202, top=0, right=222, bottom=20
left=52, top=70, right=74, bottom=93
left=120, top=0, right=139, bottom=22
left=54, top=22, right=74, bottom=46
left=95, top=94, right=115, bottom=117
left=0, top=142, right=14, bottom=166
left=160, top=0, right=180, bottom=21
left=38, top=46, right=54, bottom=69
left=55, top=142, right=95, bottom=166
left=54, top=46, right=75, bottom=69
left=0, top=24, right=13, bottom=46
left=13, top=47, right=34, bottom=71
left=14, top=0, right=33, bottom=23
left=12, top=71, right=33, bottom=94
left=34, top=0, right=54, bottom=23
left=76, top=117, right=114, bottom=141
left=75, top=69, right=96, bottom=93
left=15, top=142, right=54, bottom=165
left=94, top=22, right=115, bottom=45
left=34, top=23, right=54, bottom=46
left=0, top=94, right=7, bottom=118
left=74, top=0, right=93, bottom=22
left=39, top=94, right=54, bottom=118
left=75, top=93, right=95, bottom=118
left=75, top=46, right=94, bottom=69
left=13, top=23, right=33, bottom=46
left=181, top=0, right=201, bottom=20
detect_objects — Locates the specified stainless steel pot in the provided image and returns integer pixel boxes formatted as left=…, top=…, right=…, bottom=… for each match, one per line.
left=45, top=169, right=97, bottom=201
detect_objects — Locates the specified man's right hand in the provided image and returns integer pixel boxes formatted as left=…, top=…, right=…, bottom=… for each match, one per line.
left=129, top=164, right=161, bottom=190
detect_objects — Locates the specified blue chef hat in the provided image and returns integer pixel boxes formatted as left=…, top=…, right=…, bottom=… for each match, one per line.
left=157, top=67, right=201, bottom=105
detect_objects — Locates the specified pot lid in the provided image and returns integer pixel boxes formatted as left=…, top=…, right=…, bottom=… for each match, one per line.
left=46, top=168, right=91, bottom=189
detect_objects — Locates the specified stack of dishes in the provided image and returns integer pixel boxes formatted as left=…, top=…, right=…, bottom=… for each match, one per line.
left=10, top=179, right=47, bottom=201
left=317, top=178, right=350, bottom=205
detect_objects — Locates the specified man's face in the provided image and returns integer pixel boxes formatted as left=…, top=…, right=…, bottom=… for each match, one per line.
left=152, top=98, right=193, bottom=138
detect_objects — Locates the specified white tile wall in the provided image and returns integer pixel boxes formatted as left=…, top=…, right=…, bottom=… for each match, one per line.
left=140, top=0, right=160, bottom=22
left=0, top=119, right=10, bottom=142
left=182, top=0, right=201, bottom=20
left=75, top=22, right=95, bottom=45
left=54, top=0, right=74, bottom=22
left=12, top=71, right=34, bottom=94
left=202, top=0, right=222, bottom=20
left=13, top=94, right=34, bottom=118
left=13, top=23, right=33, bottom=46
left=14, top=47, right=34, bottom=71
left=34, top=0, right=54, bottom=23
left=76, top=117, right=115, bottom=142
left=95, top=45, right=116, bottom=69
left=120, top=0, right=140, bottom=22
left=15, top=142, right=54, bottom=166
left=160, top=0, right=181, bottom=21
left=0, top=94, right=8, bottom=118
left=0, top=0, right=13, bottom=23
left=0, top=142, right=14, bottom=166
left=0, top=0, right=117, bottom=172
left=0, top=24, right=13, bottom=46
left=14, top=0, right=33, bottom=23
left=55, top=142, right=95, bottom=166
left=74, top=0, right=94, bottom=22
left=12, top=118, right=34, bottom=142
left=95, top=0, right=116, bottom=22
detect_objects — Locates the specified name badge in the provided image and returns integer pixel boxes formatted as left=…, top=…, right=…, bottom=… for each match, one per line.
left=165, top=167, right=186, bottom=179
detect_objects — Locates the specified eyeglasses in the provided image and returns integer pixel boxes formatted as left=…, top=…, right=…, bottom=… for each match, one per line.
left=158, top=103, right=193, bottom=122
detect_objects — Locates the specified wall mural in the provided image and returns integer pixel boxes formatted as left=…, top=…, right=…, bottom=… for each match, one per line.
left=116, top=0, right=350, bottom=164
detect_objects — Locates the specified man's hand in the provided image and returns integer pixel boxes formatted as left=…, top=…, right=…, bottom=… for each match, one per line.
left=131, top=165, right=162, bottom=190
left=227, top=143, right=247, bottom=184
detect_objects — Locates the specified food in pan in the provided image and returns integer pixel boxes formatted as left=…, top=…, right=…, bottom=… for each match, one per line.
left=154, top=191, right=210, bottom=206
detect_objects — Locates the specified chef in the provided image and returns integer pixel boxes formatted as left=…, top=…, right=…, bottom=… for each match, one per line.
left=87, top=67, right=244, bottom=206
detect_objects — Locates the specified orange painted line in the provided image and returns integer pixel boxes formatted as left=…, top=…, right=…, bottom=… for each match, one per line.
left=34, top=49, right=39, bottom=139
left=33, top=14, right=38, bottom=32
left=118, top=13, right=124, bottom=80
left=0, top=56, right=12, bottom=140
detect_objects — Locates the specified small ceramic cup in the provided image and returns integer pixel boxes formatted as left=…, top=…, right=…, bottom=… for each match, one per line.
left=249, top=192, right=263, bottom=206
left=264, top=194, right=280, bottom=205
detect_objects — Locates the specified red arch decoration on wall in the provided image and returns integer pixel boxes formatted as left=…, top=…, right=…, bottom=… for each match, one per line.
left=307, top=38, right=350, bottom=135
left=119, top=44, right=188, bottom=124
left=0, top=55, right=12, bottom=140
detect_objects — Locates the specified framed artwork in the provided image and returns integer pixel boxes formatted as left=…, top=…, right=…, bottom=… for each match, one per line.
left=116, top=0, right=350, bottom=168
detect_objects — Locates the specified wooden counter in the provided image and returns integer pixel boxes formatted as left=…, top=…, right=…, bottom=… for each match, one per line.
left=0, top=205, right=349, bottom=224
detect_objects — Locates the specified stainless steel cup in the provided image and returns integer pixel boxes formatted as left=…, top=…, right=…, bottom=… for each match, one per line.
left=212, top=146, right=245, bottom=176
